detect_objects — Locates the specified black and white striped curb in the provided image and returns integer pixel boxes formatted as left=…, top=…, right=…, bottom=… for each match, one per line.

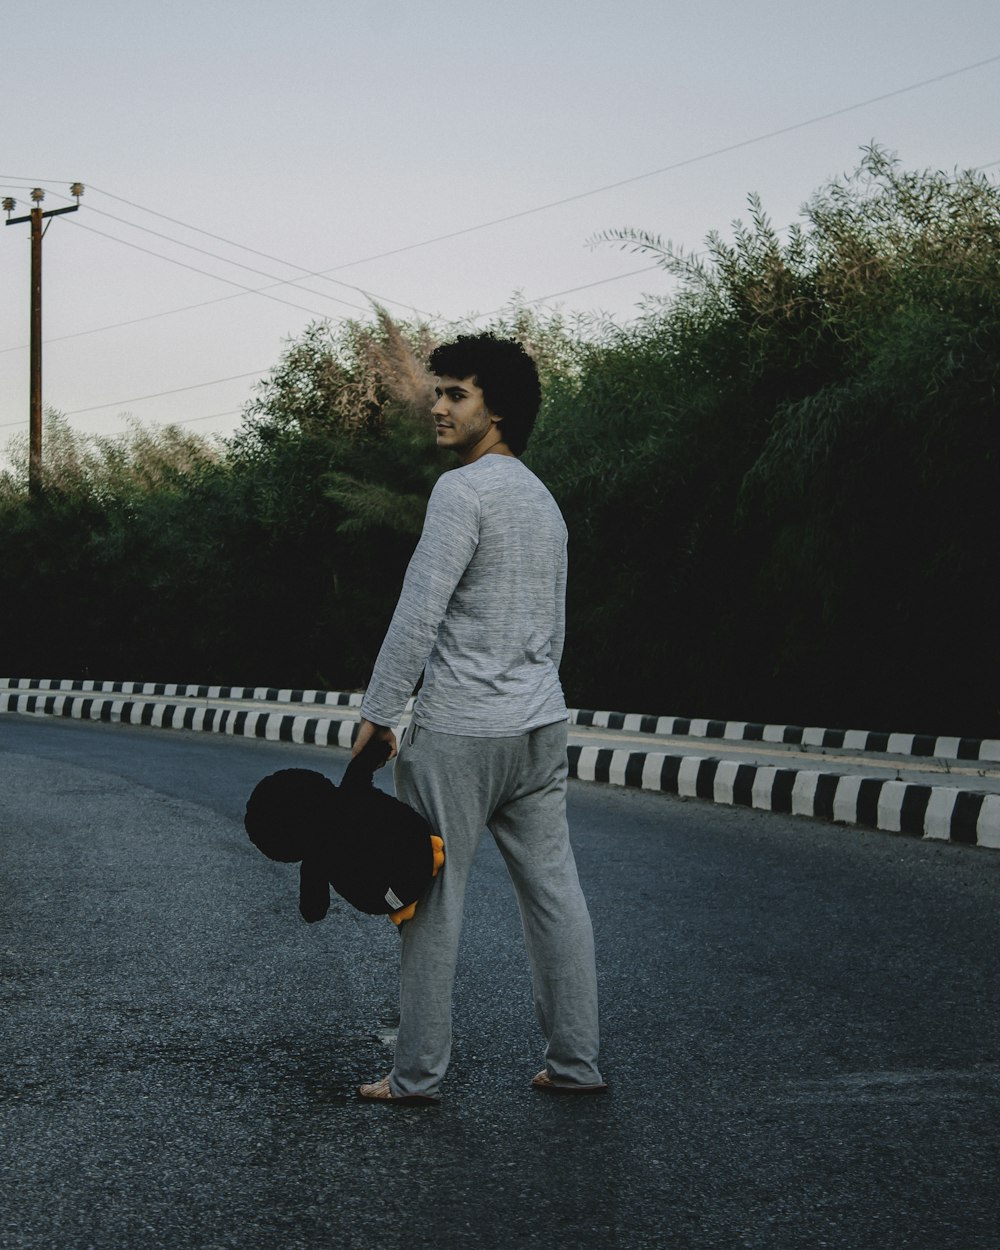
left=568, top=745, right=1000, bottom=850
left=1, top=690, right=363, bottom=750
left=3, top=679, right=998, bottom=851
left=568, top=709, right=1000, bottom=766
left=0, top=677, right=371, bottom=709
left=8, top=680, right=996, bottom=766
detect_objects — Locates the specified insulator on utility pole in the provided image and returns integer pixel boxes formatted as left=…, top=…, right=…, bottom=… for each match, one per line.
left=4, top=183, right=84, bottom=493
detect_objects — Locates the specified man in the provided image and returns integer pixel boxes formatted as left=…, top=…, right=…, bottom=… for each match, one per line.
left=353, top=332, right=605, bottom=1103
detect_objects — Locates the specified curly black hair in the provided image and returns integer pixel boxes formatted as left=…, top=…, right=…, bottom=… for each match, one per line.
left=428, top=333, right=541, bottom=456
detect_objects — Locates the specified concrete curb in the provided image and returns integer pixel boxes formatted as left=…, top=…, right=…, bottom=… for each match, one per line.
left=6, top=679, right=997, bottom=765
left=1, top=690, right=361, bottom=751
left=568, top=708, right=1000, bottom=765
left=567, top=744, right=1000, bottom=852
left=0, top=677, right=368, bottom=709
left=7, top=680, right=1000, bottom=765
left=3, top=680, right=998, bottom=852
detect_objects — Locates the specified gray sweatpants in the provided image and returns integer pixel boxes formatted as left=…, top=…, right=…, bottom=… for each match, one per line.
left=388, top=719, right=603, bottom=1098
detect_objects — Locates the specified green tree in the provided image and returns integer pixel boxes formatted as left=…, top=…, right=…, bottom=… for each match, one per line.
left=3, top=155, right=997, bottom=736
left=564, top=146, right=1000, bottom=733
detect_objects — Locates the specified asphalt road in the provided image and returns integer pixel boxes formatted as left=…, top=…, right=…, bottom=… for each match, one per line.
left=1, top=714, right=999, bottom=1250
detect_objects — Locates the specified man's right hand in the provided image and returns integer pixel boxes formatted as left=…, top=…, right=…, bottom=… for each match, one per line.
left=352, top=717, right=398, bottom=764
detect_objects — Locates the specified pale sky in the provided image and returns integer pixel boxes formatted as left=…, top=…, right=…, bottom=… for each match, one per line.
left=3, top=0, right=999, bottom=456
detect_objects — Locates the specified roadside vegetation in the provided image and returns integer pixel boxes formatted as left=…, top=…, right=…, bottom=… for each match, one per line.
left=2, top=148, right=997, bottom=735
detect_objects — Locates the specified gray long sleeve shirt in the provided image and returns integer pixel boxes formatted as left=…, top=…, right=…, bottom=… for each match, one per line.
left=361, top=454, right=568, bottom=737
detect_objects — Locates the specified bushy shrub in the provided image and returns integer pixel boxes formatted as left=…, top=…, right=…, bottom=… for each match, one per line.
left=3, top=150, right=998, bottom=734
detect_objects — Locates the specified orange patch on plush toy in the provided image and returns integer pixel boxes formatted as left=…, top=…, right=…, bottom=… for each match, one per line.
left=389, top=836, right=445, bottom=926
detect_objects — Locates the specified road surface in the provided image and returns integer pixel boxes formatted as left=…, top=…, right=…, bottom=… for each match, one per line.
left=1, top=715, right=999, bottom=1250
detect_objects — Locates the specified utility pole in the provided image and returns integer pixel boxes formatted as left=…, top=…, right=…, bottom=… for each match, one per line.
left=4, top=183, right=84, bottom=493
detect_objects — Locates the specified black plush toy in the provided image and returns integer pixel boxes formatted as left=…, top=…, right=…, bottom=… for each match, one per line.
left=244, top=735, right=444, bottom=925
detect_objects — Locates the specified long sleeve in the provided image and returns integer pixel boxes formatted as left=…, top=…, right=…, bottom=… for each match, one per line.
left=361, top=472, right=480, bottom=727
left=550, top=536, right=567, bottom=670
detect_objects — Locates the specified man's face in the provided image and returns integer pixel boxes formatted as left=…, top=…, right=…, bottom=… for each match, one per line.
left=431, top=374, right=502, bottom=463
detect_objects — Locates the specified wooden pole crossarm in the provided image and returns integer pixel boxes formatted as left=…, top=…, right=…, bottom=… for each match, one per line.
left=6, top=204, right=79, bottom=226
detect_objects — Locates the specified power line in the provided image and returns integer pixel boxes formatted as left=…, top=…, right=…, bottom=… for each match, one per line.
left=0, top=288, right=263, bottom=354
left=47, top=137, right=1000, bottom=430
left=175, top=408, right=243, bottom=426
left=35, top=136, right=1000, bottom=429
left=0, top=258, right=667, bottom=359
left=2, top=262, right=663, bottom=426
left=4, top=55, right=997, bottom=431
left=482, top=155, right=1000, bottom=317
left=0, top=407, right=244, bottom=432
left=13, top=152, right=996, bottom=360
left=63, top=218, right=370, bottom=318
left=62, top=369, right=266, bottom=416
left=83, top=186, right=435, bottom=316
left=0, top=264, right=666, bottom=430
left=9, top=148, right=997, bottom=360
left=264, top=53, right=1000, bottom=273
left=3, top=54, right=996, bottom=360
left=77, top=199, right=433, bottom=317
left=0, top=194, right=434, bottom=355
left=4, top=52, right=999, bottom=289
left=12, top=149, right=999, bottom=430
left=476, top=265, right=665, bottom=319
left=0, top=372, right=263, bottom=428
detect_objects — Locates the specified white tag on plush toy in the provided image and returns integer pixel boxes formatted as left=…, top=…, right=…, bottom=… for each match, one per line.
left=384, top=887, right=405, bottom=910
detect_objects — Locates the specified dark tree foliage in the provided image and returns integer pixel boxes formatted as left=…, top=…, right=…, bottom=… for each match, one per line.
left=2, top=151, right=997, bottom=735
left=546, top=147, right=1000, bottom=734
